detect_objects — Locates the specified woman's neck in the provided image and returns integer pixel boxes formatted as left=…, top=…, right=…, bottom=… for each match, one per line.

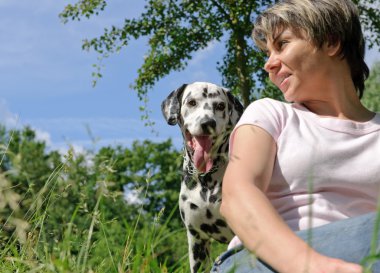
left=301, top=98, right=375, bottom=122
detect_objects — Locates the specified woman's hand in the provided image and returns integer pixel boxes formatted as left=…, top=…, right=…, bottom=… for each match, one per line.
left=297, top=250, right=363, bottom=273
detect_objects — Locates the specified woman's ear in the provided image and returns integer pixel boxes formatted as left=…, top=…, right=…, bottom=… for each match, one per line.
left=324, top=38, right=342, bottom=57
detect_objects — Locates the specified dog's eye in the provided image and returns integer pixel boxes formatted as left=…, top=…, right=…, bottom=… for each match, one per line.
left=216, top=102, right=225, bottom=111
left=187, top=99, right=196, bottom=107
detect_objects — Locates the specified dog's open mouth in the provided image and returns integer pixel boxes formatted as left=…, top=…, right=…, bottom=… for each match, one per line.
left=186, top=132, right=213, bottom=173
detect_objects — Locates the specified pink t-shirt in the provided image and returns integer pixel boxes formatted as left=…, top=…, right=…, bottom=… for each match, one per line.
left=228, top=98, right=380, bottom=248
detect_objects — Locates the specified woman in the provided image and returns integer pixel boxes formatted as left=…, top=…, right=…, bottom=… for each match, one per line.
left=211, top=0, right=380, bottom=272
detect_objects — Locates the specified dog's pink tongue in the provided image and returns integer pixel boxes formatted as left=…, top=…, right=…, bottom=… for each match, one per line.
left=192, top=136, right=213, bottom=173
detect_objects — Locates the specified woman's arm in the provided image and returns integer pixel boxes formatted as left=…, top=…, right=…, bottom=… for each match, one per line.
left=221, top=125, right=362, bottom=273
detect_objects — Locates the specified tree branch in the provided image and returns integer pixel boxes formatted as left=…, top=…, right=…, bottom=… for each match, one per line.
left=209, top=0, right=234, bottom=27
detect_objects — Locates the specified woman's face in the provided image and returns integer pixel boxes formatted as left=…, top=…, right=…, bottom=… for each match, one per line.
left=264, top=28, right=333, bottom=103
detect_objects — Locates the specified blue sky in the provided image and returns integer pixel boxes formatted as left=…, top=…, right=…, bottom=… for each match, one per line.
left=1, top=0, right=379, bottom=153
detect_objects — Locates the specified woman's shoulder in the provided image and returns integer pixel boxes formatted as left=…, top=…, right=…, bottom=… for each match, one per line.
left=245, top=98, right=292, bottom=117
left=236, top=98, right=293, bottom=141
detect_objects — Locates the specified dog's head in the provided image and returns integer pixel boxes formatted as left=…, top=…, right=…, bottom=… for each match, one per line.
left=162, top=82, right=243, bottom=173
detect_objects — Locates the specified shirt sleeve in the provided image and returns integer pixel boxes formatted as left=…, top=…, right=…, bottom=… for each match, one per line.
left=229, top=98, right=286, bottom=154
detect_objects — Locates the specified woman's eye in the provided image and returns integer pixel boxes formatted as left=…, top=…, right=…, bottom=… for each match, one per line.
left=278, top=40, right=288, bottom=49
left=188, top=100, right=196, bottom=107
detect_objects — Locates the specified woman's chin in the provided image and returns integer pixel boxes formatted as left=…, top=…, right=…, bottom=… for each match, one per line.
left=283, top=93, right=294, bottom=103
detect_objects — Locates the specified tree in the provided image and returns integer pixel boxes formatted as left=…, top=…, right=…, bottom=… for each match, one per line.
left=93, top=139, right=182, bottom=220
left=60, top=0, right=380, bottom=108
left=362, top=61, right=380, bottom=112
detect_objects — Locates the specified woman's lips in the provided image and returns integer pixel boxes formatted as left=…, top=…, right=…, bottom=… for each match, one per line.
left=278, top=74, right=291, bottom=93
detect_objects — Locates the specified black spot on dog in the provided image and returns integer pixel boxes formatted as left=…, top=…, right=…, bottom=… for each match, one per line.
left=185, top=174, right=197, bottom=190
left=200, top=173, right=213, bottom=187
left=193, top=261, right=201, bottom=273
left=207, top=92, right=219, bottom=98
left=209, top=184, right=216, bottom=192
left=200, top=187, right=207, bottom=202
left=206, top=209, right=213, bottom=219
left=219, top=236, right=228, bottom=243
left=181, top=194, right=188, bottom=201
left=215, top=219, right=227, bottom=227
left=193, top=241, right=208, bottom=261
left=190, top=203, right=199, bottom=210
left=205, top=174, right=213, bottom=183
left=209, top=194, right=218, bottom=203
left=202, top=91, right=208, bottom=98
left=200, top=223, right=220, bottom=234
left=217, top=145, right=224, bottom=155
left=188, top=225, right=200, bottom=239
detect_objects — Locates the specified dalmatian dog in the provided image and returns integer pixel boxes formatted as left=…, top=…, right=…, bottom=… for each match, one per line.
left=161, top=82, right=244, bottom=273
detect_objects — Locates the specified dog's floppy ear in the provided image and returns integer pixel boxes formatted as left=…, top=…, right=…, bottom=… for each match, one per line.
left=161, top=84, right=187, bottom=125
left=225, top=89, right=244, bottom=118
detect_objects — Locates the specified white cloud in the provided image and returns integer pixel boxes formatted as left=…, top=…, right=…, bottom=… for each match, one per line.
left=56, top=143, right=87, bottom=157
left=33, top=128, right=52, bottom=147
left=0, top=99, right=56, bottom=153
left=0, top=99, right=20, bottom=128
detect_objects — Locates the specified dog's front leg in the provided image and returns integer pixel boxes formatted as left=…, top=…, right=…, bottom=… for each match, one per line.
left=187, top=230, right=211, bottom=273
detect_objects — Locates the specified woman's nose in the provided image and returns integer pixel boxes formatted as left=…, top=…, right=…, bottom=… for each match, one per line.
left=264, top=53, right=280, bottom=73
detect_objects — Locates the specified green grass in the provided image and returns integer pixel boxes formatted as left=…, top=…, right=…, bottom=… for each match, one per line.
left=0, top=148, right=192, bottom=273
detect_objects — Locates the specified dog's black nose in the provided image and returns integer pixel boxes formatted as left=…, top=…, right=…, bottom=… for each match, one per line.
left=200, top=119, right=216, bottom=134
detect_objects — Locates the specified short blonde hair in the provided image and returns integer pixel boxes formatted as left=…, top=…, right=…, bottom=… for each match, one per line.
left=252, top=0, right=369, bottom=98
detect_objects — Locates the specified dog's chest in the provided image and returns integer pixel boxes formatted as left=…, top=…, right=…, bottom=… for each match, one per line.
left=180, top=175, right=222, bottom=208
left=179, top=163, right=226, bottom=222
left=180, top=159, right=225, bottom=205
